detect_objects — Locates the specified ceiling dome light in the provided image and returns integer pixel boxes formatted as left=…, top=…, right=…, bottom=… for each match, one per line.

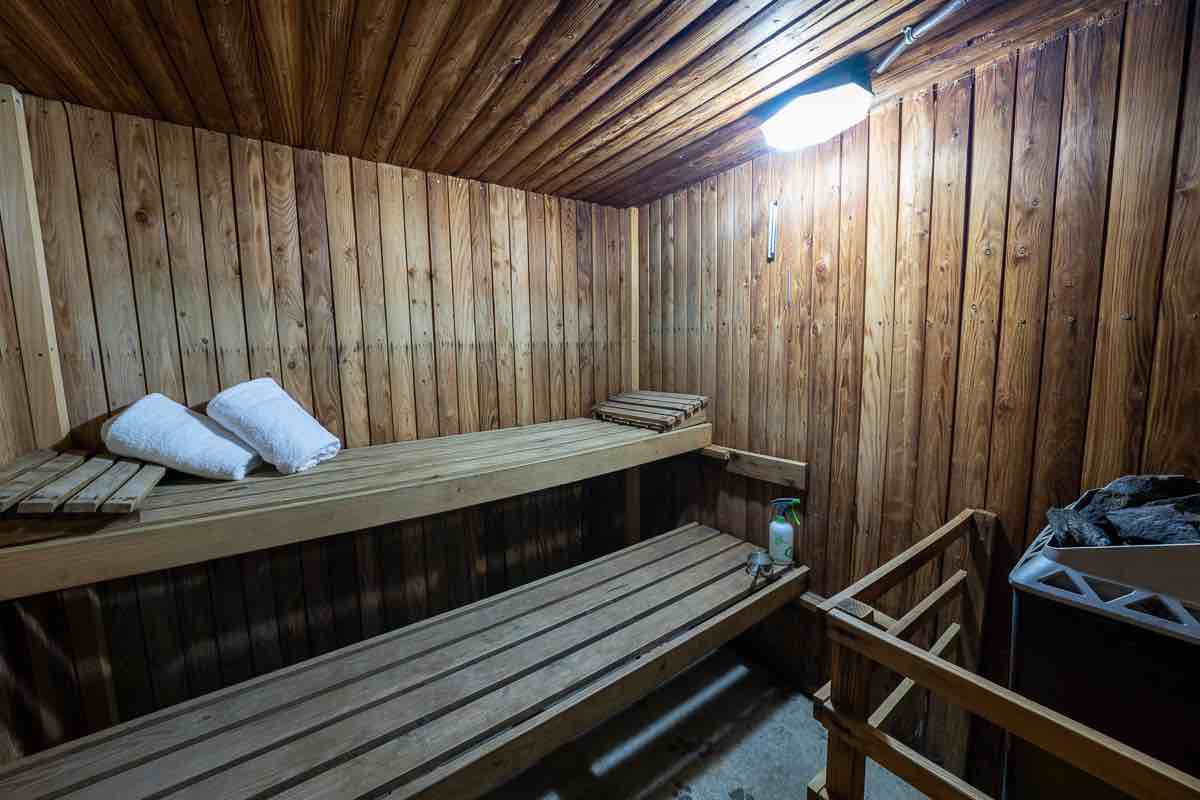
left=761, top=81, right=873, bottom=151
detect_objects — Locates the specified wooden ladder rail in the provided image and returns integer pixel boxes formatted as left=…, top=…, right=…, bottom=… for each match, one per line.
left=808, top=508, right=1200, bottom=800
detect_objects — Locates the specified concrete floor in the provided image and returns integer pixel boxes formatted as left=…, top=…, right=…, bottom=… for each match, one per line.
left=485, top=647, right=926, bottom=800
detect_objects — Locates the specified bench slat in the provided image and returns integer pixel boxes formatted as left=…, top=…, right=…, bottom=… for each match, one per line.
left=0, top=524, right=717, bottom=797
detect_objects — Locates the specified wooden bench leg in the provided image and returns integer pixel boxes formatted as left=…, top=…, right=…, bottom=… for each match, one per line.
left=624, top=466, right=641, bottom=546
left=824, top=641, right=873, bottom=800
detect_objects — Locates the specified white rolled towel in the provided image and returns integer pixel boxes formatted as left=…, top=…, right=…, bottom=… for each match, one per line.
left=102, top=393, right=261, bottom=481
left=207, top=378, right=341, bottom=474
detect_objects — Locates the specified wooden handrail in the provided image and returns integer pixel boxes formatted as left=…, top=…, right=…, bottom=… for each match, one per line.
left=819, top=508, right=991, bottom=611
left=828, top=609, right=1200, bottom=800
left=699, top=445, right=807, bottom=491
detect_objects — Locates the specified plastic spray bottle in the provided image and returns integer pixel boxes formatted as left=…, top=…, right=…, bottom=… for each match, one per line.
left=768, top=498, right=802, bottom=564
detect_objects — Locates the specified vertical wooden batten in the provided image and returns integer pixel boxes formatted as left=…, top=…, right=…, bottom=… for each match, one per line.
left=0, top=84, right=68, bottom=449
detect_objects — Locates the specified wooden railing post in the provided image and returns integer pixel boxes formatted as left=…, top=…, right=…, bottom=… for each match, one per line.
left=824, top=633, right=874, bottom=799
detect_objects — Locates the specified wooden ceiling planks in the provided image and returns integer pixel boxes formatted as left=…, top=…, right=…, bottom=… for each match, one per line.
left=0, top=0, right=1110, bottom=206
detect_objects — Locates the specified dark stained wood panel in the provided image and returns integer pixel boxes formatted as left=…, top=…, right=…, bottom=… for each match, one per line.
left=0, top=0, right=1108, bottom=204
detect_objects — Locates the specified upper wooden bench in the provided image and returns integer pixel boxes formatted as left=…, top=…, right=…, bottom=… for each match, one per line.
left=0, top=522, right=806, bottom=800
left=0, top=417, right=711, bottom=602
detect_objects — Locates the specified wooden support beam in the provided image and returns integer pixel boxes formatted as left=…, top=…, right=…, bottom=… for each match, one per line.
left=624, top=206, right=638, bottom=392
left=700, top=445, right=807, bottom=491
left=0, top=84, right=68, bottom=448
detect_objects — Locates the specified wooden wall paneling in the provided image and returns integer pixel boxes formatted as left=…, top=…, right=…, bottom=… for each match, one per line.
left=985, top=37, right=1067, bottom=582
left=747, top=156, right=775, bottom=544
left=330, top=0, right=406, bottom=153
left=1083, top=0, right=1190, bottom=486
left=714, top=170, right=735, bottom=533
left=378, top=164, right=418, bottom=442
left=207, top=556, right=255, bottom=684
left=170, top=561, right=223, bottom=695
left=647, top=198, right=662, bottom=390
left=16, top=593, right=81, bottom=748
left=561, top=199, right=581, bottom=418
left=199, top=0, right=268, bottom=138
left=510, top=188, right=535, bottom=425
left=469, top=180, right=500, bottom=431
left=294, top=148, right=346, bottom=440
left=402, top=168, right=440, bottom=439
left=475, top=1, right=711, bottom=184
left=946, top=55, right=1015, bottom=527
left=450, top=177, right=482, bottom=433
left=23, top=96, right=106, bottom=446
left=672, top=190, right=688, bottom=394
left=230, top=136, right=283, bottom=383
left=57, top=585, right=116, bottom=735
left=576, top=202, right=595, bottom=412
left=489, top=186, right=517, bottom=427
left=591, top=202, right=610, bottom=403
left=529, top=193, right=552, bottom=422
left=427, top=173, right=461, bottom=436
left=911, top=77, right=972, bottom=610
left=321, top=154, right=370, bottom=447
left=1144, top=0, right=1200, bottom=476
left=195, top=128, right=251, bottom=389
left=877, top=89, right=934, bottom=618
left=851, top=102, right=900, bottom=582
left=807, top=137, right=843, bottom=589
left=1026, top=14, right=1122, bottom=536
left=389, top=0, right=511, bottom=166
left=546, top=196, right=566, bottom=420
left=269, top=542, right=310, bottom=668
left=301, top=0, right=354, bottom=151
left=262, top=141, right=315, bottom=413
left=684, top=187, right=702, bottom=395
left=351, top=157, right=396, bottom=444
left=252, top=0, right=305, bottom=145
left=765, top=154, right=792, bottom=462
left=784, top=150, right=814, bottom=469
left=131, top=572, right=189, bottom=708
left=429, top=173, right=469, bottom=608
left=826, top=118, right=869, bottom=597
left=728, top=161, right=754, bottom=538
left=700, top=179, right=718, bottom=406
left=66, top=103, right=147, bottom=409
left=623, top=207, right=636, bottom=393
left=402, top=168, right=445, bottom=613
left=325, top=530, right=363, bottom=647
left=360, top=1, right=459, bottom=161
left=418, top=0, right=580, bottom=172
left=661, top=193, right=675, bottom=392
left=157, top=121, right=219, bottom=407
left=607, top=205, right=624, bottom=395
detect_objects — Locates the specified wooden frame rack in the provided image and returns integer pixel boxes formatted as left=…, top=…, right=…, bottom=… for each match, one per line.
left=808, top=509, right=1200, bottom=800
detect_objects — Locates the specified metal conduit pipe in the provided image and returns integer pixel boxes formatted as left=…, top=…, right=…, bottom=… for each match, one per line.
left=873, top=0, right=968, bottom=74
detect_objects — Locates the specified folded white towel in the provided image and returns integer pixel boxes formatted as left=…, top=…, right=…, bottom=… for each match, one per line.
left=102, top=393, right=261, bottom=481
left=206, top=378, right=341, bottom=474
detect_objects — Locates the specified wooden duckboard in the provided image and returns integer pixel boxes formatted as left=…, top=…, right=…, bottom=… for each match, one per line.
left=0, top=419, right=711, bottom=601
left=0, top=452, right=164, bottom=515
left=0, top=523, right=806, bottom=800
left=594, top=391, right=708, bottom=432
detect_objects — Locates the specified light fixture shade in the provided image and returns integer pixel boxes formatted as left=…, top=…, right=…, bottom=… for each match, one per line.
left=761, top=82, right=873, bottom=151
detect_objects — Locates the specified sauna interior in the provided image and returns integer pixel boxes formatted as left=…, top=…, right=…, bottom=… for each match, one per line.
left=0, top=0, right=1197, bottom=798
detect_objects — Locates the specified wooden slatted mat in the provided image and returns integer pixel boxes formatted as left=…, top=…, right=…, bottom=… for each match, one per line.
left=593, top=391, right=708, bottom=432
left=0, top=452, right=164, bottom=515
left=0, top=523, right=806, bottom=800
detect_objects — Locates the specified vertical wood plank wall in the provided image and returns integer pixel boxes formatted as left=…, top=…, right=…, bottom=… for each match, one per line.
left=0, top=97, right=631, bottom=760
left=639, top=1, right=1200, bottom=682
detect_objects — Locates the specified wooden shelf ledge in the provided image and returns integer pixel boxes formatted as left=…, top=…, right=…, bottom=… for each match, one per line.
left=700, top=445, right=808, bottom=492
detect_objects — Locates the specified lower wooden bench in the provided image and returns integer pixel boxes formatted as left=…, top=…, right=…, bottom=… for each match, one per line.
left=0, top=523, right=806, bottom=800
